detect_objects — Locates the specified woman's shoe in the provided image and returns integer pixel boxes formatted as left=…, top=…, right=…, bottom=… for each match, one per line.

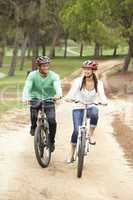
left=67, top=157, right=75, bottom=164
left=89, top=136, right=96, bottom=145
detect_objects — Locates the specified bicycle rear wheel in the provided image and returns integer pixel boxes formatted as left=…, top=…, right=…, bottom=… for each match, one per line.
left=77, top=129, right=86, bottom=178
left=34, top=125, right=51, bottom=168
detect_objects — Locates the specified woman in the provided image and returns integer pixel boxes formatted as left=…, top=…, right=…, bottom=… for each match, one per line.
left=66, top=60, right=107, bottom=163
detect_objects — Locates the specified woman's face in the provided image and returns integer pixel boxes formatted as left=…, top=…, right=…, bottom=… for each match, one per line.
left=82, top=67, right=93, bottom=77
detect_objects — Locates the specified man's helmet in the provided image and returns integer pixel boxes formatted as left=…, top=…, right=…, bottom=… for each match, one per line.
left=82, top=60, right=98, bottom=70
left=35, top=56, right=51, bottom=66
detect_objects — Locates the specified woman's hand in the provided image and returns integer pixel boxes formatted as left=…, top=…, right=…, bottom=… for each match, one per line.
left=63, top=98, right=74, bottom=103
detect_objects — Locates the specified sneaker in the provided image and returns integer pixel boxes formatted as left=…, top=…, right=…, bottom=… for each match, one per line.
left=67, top=157, right=75, bottom=164
left=30, top=128, right=35, bottom=136
left=89, top=136, right=96, bottom=145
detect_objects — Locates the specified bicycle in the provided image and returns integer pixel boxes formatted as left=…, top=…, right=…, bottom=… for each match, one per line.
left=75, top=102, right=101, bottom=178
left=31, top=98, right=55, bottom=168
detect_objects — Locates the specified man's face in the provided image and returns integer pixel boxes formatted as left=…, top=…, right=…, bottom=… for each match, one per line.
left=82, top=67, right=93, bottom=77
left=39, top=63, right=49, bottom=75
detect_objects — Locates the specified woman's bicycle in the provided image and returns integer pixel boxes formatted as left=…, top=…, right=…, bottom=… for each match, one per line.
left=31, top=98, right=55, bottom=168
left=75, top=101, right=101, bottom=178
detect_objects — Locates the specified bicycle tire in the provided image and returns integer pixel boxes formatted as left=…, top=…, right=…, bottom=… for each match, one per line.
left=77, top=129, right=86, bottom=178
left=34, top=125, right=51, bottom=168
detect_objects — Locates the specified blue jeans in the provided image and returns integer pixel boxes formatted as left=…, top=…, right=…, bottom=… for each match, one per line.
left=71, top=107, right=99, bottom=144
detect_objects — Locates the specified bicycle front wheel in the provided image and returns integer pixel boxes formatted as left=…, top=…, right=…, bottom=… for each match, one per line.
left=77, top=129, right=86, bottom=178
left=34, top=126, right=51, bottom=168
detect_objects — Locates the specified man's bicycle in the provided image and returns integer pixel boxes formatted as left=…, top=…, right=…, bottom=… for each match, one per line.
left=31, top=98, right=55, bottom=168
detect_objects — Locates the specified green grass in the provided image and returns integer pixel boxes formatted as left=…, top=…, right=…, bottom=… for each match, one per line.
left=0, top=100, right=22, bottom=118
left=4, top=45, right=128, bottom=58
left=70, top=45, right=128, bottom=56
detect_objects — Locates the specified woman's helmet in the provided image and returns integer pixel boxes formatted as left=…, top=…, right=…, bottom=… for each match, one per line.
left=82, top=60, right=98, bottom=70
left=35, top=56, right=51, bottom=66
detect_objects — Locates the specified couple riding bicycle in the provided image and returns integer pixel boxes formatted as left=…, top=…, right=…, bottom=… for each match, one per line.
left=22, top=56, right=107, bottom=159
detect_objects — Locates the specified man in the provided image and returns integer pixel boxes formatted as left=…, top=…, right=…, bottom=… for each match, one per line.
left=22, top=56, right=62, bottom=151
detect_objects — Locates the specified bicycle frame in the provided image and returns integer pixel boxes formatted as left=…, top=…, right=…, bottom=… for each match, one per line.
left=76, top=104, right=89, bottom=157
left=34, top=98, right=54, bottom=128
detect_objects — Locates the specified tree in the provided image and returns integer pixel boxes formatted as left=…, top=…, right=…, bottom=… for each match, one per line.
left=0, top=0, right=14, bottom=68
left=60, top=0, right=111, bottom=57
left=109, top=0, right=133, bottom=71
left=41, top=0, right=66, bottom=58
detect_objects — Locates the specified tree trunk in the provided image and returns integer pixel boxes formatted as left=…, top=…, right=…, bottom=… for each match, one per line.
left=94, top=42, right=100, bottom=57
left=42, top=43, right=46, bottom=56
left=19, top=35, right=28, bottom=71
left=27, top=48, right=31, bottom=58
left=36, top=46, right=39, bottom=57
left=123, top=48, right=131, bottom=72
left=0, top=44, right=5, bottom=68
left=49, top=28, right=59, bottom=58
left=8, top=29, right=20, bottom=76
left=31, top=33, right=39, bottom=70
left=113, top=46, right=117, bottom=57
left=64, top=36, right=68, bottom=58
left=32, top=43, right=38, bottom=70
left=129, top=36, right=133, bottom=57
left=51, top=47, right=55, bottom=58
left=123, top=37, right=133, bottom=72
left=80, top=42, right=84, bottom=57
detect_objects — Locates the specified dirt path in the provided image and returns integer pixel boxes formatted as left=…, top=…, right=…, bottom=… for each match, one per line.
left=0, top=102, right=133, bottom=200
left=0, top=59, right=133, bottom=200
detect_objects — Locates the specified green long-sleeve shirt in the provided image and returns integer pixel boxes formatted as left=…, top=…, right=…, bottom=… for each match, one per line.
left=22, top=70, right=62, bottom=101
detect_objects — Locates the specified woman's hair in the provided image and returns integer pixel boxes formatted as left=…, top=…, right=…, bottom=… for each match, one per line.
left=80, top=73, right=98, bottom=92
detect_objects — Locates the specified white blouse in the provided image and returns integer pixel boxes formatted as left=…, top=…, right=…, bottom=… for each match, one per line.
left=66, top=76, right=107, bottom=109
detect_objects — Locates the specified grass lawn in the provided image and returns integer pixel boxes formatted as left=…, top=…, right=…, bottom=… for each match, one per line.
left=70, top=45, right=128, bottom=56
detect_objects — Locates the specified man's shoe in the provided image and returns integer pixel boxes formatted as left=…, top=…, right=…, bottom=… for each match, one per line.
left=30, top=128, right=35, bottom=136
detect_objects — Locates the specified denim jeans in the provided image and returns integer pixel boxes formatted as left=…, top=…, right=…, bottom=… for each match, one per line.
left=30, top=100, right=57, bottom=144
left=71, top=106, right=99, bottom=144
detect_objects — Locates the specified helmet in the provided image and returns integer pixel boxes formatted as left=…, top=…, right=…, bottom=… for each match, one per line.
left=35, top=56, right=51, bottom=66
left=82, top=60, right=98, bottom=70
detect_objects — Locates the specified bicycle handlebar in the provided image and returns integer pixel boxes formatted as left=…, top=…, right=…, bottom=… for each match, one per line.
left=68, top=100, right=107, bottom=106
